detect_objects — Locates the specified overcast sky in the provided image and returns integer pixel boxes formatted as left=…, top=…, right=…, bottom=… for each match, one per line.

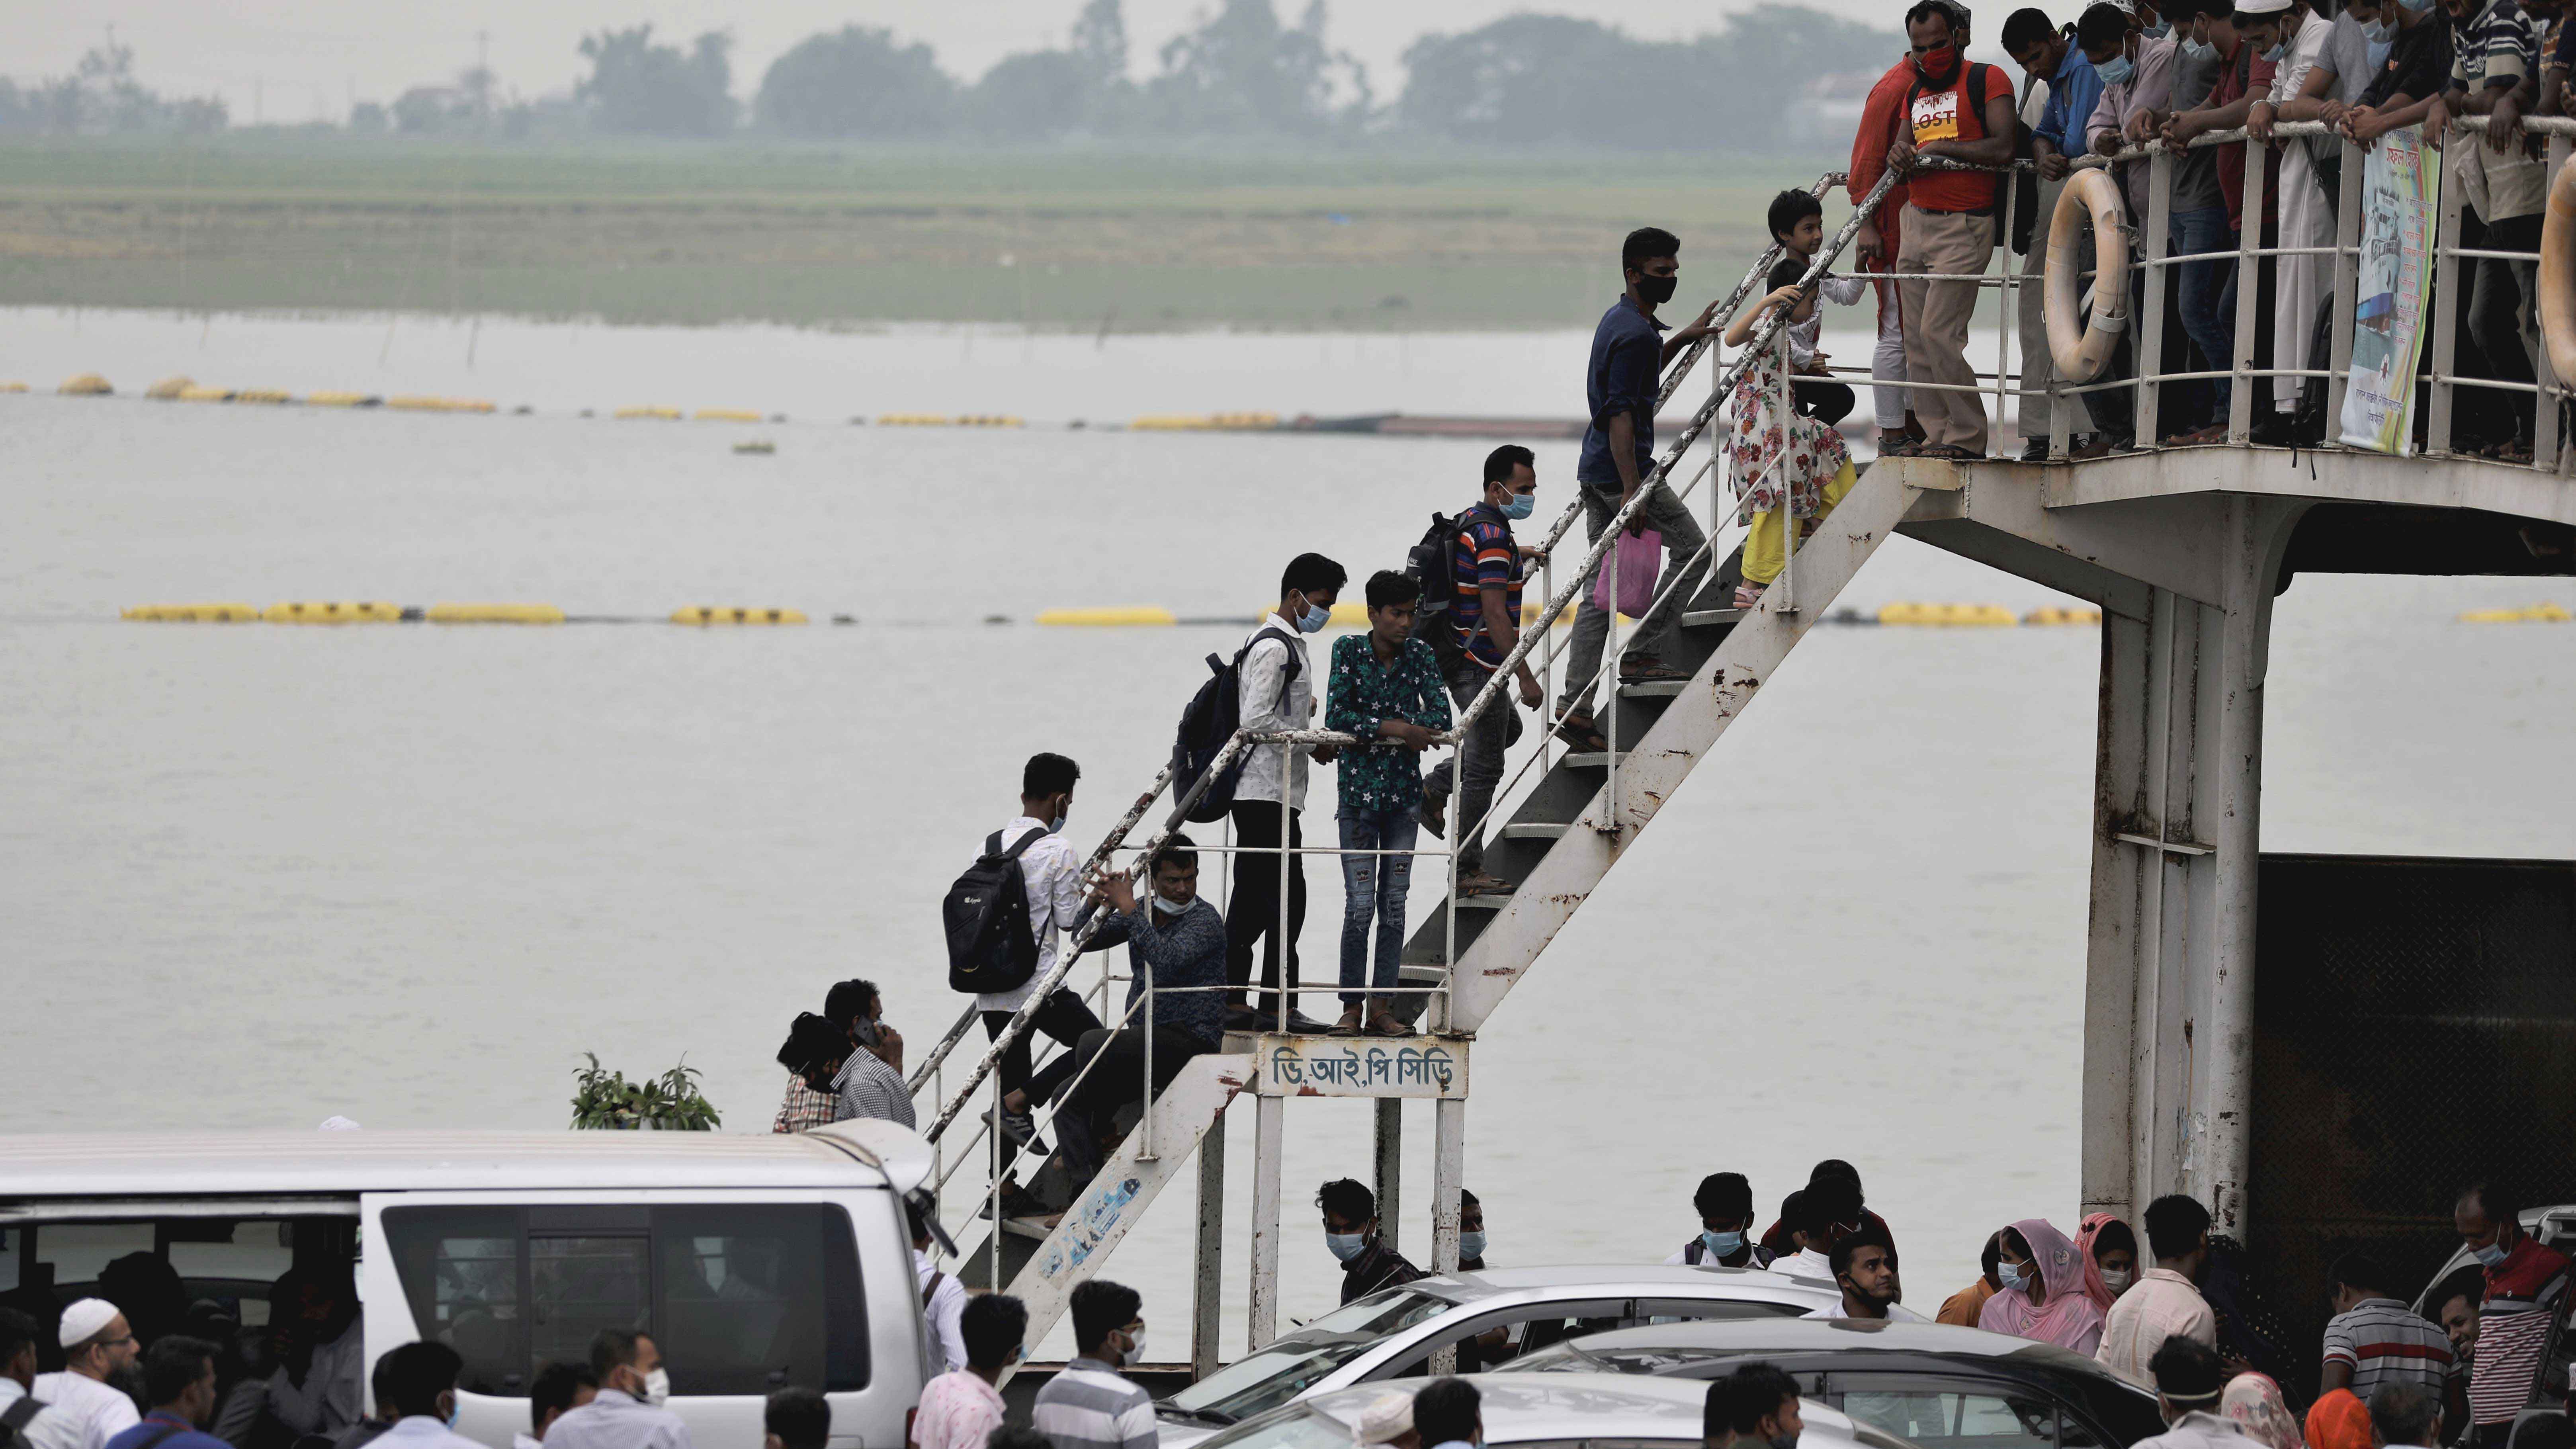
left=14, top=0, right=1907, bottom=124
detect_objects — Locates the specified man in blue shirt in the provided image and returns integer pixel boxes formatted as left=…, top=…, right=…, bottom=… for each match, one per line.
left=103, top=1338, right=233, bottom=1449
left=1560, top=227, right=1721, bottom=749
left=2005, top=7, right=2110, bottom=459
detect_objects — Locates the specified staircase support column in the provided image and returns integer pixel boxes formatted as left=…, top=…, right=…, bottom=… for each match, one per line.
left=1194, top=1110, right=1225, bottom=1378
left=1374, top=1099, right=1403, bottom=1255
left=1248, top=1092, right=1283, bottom=1350
left=2081, top=498, right=2302, bottom=1240
left=1431, top=1097, right=1464, bottom=1273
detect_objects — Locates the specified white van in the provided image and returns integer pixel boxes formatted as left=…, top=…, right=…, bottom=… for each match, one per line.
left=0, top=1122, right=937, bottom=1449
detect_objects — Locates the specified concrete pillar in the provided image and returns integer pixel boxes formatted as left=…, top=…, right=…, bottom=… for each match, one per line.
left=1248, top=1093, right=1283, bottom=1349
left=1374, top=1099, right=1402, bottom=1255
left=2082, top=499, right=2304, bottom=1239
left=1194, top=1111, right=1225, bottom=1378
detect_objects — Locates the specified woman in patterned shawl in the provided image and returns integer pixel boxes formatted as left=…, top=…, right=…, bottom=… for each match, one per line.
left=1723, top=259, right=1859, bottom=610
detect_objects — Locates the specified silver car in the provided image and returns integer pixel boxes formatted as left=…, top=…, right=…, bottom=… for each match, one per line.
left=1156, top=1265, right=1844, bottom=1446
left=1180, top=1373, right=1919, bottom=1449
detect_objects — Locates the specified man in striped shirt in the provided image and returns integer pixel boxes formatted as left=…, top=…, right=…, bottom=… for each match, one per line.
left=1032, top=1281, right=1154, bottom=1449
left=2320, top=1251, right=2455, bottom=1401
left=2457, top=1180, right=2572, bottom=1449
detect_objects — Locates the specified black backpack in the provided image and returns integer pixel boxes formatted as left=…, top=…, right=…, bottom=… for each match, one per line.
left=1405, top=510, right=1470, bottom=668
left=1170, top=626, right=1302, bottom=822
left=942, top=827, right=1052, bottom=993
left=2, top=1397, right=48, bottom=1449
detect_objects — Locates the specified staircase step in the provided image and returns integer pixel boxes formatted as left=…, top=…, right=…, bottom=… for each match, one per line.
left=1561, top=751, right=1631, bottom=768
left=1449, top=892, right=1512, bottom=910
left=1500, top=822, right=1568, bottom=840
left=1618, top=679, right=1689, bottom=698
left=1681, top=608, right=1745, bottom=628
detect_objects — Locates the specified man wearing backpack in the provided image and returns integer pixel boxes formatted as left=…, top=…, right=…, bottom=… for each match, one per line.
left=960, top=753, right=1105, bottom=1149
left=0, top=1308, right=84, bottom=1449
left=1419, top=448, right=1548, bottom=898
left=1224, top=553, right=1347, bottom=1034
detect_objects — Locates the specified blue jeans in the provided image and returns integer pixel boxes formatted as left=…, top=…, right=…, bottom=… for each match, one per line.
left=1337, top=806, right=1421, bottom=1005
left=2170, top=205, right=2238, bottom=423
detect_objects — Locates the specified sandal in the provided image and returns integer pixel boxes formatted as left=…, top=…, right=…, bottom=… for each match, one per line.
left=1733, top=581, right=1768, bottom=610
left=1913, top=443, right=1985, bottom=461
left=1618, top=655, right=1687, bottom=684
left=1552, top=710, right=1610, bottom=754
left=1366, top=1011, right=1410, bottom=1038
left=1876, top=434, right=1922, bottom=457
left=1454, top=869, right=1516, bottom=897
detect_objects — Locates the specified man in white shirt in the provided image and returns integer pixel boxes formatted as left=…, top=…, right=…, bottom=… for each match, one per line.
left=372, top=1342, right=484, bottom=1449
left=543, top=1331, right=689, bottom=1449
left=1801, top=1231, right=1931, bottom=1322
left=1771, top=1178, right=1865, bottom=1284
left=512, top=1361, right=598, bottom=1449
left=31, top=1300, right=140, bottom=1449
left=2099, top=1195, right=2218, bottom=1389
left=975, top=752, right=1107, bottom=1150
left=1223, top=553, right=1346, bottom=1034
left=266, top=1267, right=364, bottom=1442
left=2126, top=1336, right=2248, bottom=1449
left=910, top=1204, right=968, bottom=1373
left=0, top=1308, right=88, bottom=1449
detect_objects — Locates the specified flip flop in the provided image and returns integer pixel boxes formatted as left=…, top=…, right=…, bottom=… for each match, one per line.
left=1552, top=712, right=1610, bottom=753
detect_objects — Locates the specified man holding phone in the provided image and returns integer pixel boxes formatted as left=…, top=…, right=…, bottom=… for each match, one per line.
left=822, top=980, right=914, bottom=1128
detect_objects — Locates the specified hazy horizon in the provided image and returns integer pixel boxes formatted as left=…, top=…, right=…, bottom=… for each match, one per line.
left=12, top=0, right=1918, bottom=128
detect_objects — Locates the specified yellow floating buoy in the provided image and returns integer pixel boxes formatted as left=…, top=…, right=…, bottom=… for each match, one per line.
left=177, top=385, right=235, bottom=403
left=876, top=413, right=953, bottom=427
left=233, top=388, right=294, bottom=405
left=2459, top=602, right=2571, bottom=623
left=955, top=415, right=1024, bottom=428
left=263, top=600, right=403, bottom=624
left=1035, top=607, right=1178, bottom=627
left=59, top=373, right=111, bottom=396
left=694, top=407, right=763, bottom=423
left=304, top=391, right=382, bottom=407
left=2023, top=606, right=2103, bottom=626
left=145, top=375, right=195, bottom=400
left=425, top=602, right=564, bottom=625
left=733, top=440, right=776, bottom=455
left=671, top=606, right=808, bottom=626
left=1877, top=602, right=2019, bottom=628
left=616, top=405, right=683, bottom=420
left=385, top=396, right=493, bottom=413
left=0, top=381, right=27, bottom=393
left=122, top=602, right=259, bottom=622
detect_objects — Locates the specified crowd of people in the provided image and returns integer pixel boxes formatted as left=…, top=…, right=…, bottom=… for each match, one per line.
left=1804, top=0, right=2570, bottom=462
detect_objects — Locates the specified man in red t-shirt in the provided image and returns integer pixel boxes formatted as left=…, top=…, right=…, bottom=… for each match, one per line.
left=1886, top=0, right=2018, bottom=458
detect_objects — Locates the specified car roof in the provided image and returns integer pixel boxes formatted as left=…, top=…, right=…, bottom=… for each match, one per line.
left=1298, top=1374, right=1892, bottom=1445
left=1437, top=1264, right=1843, bottom=1298
left=0, top=1122, right=925, bottom=1207
left=1539, top=1318, right=2145, bottom=1383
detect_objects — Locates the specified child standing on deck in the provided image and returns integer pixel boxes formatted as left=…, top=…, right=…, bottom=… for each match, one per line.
left=1726, top=260, right=1861, bottom=611
left=1767, top=190, right=1870, bottom=429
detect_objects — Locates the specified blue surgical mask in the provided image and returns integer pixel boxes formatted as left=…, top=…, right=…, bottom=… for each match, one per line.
left=1497, top=492, right=1536, bottom=520
left=1998, top=1261, right=2031, bottom=1291
left=2361, top=17, right=2394, bottom=41
left=1459, top=1230, right=1487, bottom=1259
left=2183, top=35, right=2218, bottom=59
left=1294, top=596, right=1331, bottom=632
left=2261, top=41, right=2286, bottom=60
left=2474, top=1241, right=2510, bottom=1267
left=1702, top=1229, right=1746, bottom=1257
left=2095, top=53, right=2136, bottom=84
left=1050, top=813, right=1067, bottom=833
left=2367, top=35, right=2394, bottom=68
left=2144, top=18, right=2173, bottom=36
left=443, top=1399, right=460, bottom=1430
left=1327, top=1232, right=1368, bottom=1262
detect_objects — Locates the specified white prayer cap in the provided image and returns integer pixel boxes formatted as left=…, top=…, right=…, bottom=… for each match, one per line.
left=317, top=1116, right=361, bottom=1131
left=2235, top=0, right=2294, bottom=14
left=57, top=1298, right=121, bottom=1349
left=1355, top=1392, right=1416, bottom=1446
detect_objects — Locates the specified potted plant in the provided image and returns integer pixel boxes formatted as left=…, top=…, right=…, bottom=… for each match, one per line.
left=569, top=1053, right=722, bottom=1130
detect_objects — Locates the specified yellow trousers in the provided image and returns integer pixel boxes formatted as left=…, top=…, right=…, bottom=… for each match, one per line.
left=1743, top=461, right=1857, bottom=586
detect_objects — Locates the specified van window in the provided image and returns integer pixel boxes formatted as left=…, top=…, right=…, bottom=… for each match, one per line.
left=382, top=1204, right=866, bottom=1397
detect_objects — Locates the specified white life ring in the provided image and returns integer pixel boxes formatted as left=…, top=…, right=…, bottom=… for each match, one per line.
left=2538, top=159, right=2576, bottom=389
left=2044, top=168, right=2132, bottom=383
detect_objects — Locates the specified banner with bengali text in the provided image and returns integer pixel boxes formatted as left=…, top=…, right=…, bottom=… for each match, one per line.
left=2339, top=130, right=2440, bottom=453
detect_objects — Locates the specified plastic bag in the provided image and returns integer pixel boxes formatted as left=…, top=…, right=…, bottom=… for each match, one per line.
left=1591, top=529, right=1661, bottom=617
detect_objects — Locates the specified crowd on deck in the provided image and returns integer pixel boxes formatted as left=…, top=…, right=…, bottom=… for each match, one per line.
left=1812, top=0, right=2572, bottom=463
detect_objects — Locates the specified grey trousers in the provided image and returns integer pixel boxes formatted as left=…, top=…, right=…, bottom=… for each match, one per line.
left=1421, top=660, right=1520, bottom=876
left=1558, top=478, right=1709, bottom=714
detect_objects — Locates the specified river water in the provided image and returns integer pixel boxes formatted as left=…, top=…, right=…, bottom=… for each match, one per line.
left=5, top=307, right=2572, bottom=1354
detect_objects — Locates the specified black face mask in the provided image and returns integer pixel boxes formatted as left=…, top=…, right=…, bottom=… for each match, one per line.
left=1636, top=272, right=1679, bottom=305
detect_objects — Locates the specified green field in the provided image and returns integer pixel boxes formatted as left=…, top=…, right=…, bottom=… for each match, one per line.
left=0, top=137, right=1843, bottom=330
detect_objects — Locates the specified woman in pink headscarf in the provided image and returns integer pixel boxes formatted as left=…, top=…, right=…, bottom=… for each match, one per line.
left=2220, top=1373, right=2303, bottom=1449
left=2074, top=1212, right=2141, bottom=1313
left=1976, top=1218, right=2108, bottom=1354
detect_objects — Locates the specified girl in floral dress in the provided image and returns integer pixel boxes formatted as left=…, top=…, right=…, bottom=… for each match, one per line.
left=1724, top=259, right=1859, bottom=609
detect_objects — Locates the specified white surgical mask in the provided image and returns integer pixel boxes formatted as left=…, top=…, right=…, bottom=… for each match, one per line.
left=2361, top=17, right=2394, bottom=40
left=2102, top=1268, right=2134, bottom=1293
left=1998, top=1261, right=2031, bottom=1292
left=1151, top=894, right=1189, bottom=916
left=2183, top=35, right=2217, bottom=58
left=1327, top=1232, right=1368, bottom=1262
left=1121, top=1329, right=1147, bottom=1365
left=638, top=1368, right=670, bottom=1408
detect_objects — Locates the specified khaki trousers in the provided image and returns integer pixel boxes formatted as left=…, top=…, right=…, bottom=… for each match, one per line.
left=1896, top=205, right=1997, bottom=454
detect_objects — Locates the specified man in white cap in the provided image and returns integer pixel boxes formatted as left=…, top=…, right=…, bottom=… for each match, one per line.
left=1354, top=1392, right=1419, bottom=1449
left=31, top=1300, right=140, bottom=1449
left=0, top=1307, right=86, bottom=1449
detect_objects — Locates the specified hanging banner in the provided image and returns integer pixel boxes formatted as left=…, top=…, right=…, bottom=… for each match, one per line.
left=2338, top=130, right=2441, bottom=452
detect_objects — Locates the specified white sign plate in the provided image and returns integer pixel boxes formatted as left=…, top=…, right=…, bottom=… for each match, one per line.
left=1250, top=1033, right=1467, bottom=1098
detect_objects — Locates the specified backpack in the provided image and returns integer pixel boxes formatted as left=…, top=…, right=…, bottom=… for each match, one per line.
left=1404, top=510, right=1471, bottom=669
left=1169, top=626, right=1303, bottom=822
left=942, top=826, right=1053, bottom=994
left=2, top=1396, right=48, bottom=1449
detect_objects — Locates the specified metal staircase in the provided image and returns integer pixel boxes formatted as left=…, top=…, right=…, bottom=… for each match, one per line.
left=893, top=163, right=1938, bottom=1368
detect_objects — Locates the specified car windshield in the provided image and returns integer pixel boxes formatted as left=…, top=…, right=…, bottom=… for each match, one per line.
left=1167, top=1288, right=1457, bottom=1421
left=1494, top=1340, right=1670, bottom=1374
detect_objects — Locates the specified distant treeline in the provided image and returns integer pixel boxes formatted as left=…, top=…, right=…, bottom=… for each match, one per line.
left=0, top=0, right=1897, bottom=153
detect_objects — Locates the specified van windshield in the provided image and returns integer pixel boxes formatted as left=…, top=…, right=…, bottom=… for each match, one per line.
left=1167, top=1288, right=1456, bottom=1422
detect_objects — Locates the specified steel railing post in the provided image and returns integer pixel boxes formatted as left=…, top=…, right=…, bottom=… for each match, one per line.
left=1138, top=944, right=1157, bottom=1162
left=2541, top=135, right=2570, bottom=469
left=2227, top=136, right=2268, bottom=444
left=2138, top=149, right=2174, bottom=444
left=2430, top=147, right=2465, bottom=455
left=1999, top=172, right=2018, bottom=446
left=1776, top=327, right=1798, bottom=617
left=2329, top=137, right=2365, bottom=432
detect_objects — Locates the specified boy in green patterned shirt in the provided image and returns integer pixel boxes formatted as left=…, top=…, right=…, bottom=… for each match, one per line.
left=1322, top=571, right=1452, bottom=1036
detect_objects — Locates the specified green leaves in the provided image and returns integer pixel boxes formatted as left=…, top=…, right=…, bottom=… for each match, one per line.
left=569, top=1051, right=723, bottom=1130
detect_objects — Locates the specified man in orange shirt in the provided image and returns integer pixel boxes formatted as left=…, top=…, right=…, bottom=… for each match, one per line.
left=1887, top=0, right=2019, bottom=458
left=1851, top=53, right=1922, bottom=454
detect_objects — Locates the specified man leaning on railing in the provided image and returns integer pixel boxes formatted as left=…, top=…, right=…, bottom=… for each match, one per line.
left=2008, top=6, right=2114, bottom=458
